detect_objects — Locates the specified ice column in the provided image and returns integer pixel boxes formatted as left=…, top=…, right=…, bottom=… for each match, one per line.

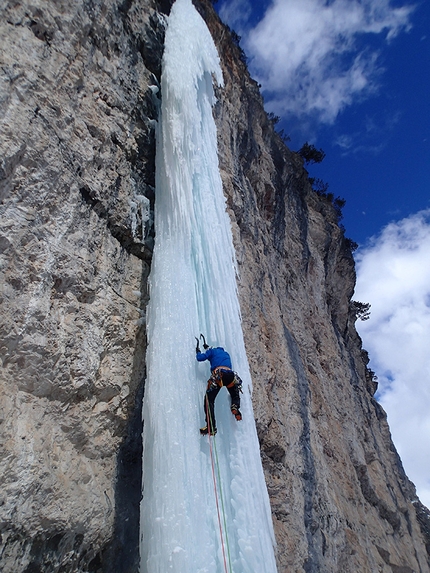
left=140, top=1, right=278, bottom=571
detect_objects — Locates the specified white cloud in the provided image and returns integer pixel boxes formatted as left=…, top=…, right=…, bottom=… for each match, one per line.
left=218, top=0, right=253, bottom=33
left=355, top=210, right=430, bottom=508
left=220, top=0, right=414, bottom=123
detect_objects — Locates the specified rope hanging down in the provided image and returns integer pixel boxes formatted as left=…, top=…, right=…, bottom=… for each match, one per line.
left=205, top=396, right=233, bottom=573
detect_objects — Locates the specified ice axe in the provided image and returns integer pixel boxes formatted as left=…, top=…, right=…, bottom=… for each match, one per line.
left=200, top=333, right=209, bottom=349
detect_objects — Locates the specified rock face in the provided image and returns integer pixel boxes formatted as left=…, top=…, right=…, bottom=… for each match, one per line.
left=0, top=1, right=429, bottom=572
left=0, top=1, right=165, bottom=571
left=200, top=5, right=430, bottom=572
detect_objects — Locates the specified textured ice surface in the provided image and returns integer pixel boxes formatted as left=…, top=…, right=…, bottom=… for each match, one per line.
left=140, top=1, right=277, bottom=571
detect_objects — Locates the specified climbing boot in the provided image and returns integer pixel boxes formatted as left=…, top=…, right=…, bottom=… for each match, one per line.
left=200, top=425, right=217, bottom=436
left=231, top=405, right=242, bottom=421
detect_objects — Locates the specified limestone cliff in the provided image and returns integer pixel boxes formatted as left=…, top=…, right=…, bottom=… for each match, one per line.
left=0, top=1, right=429, bottom=572
left=200, top=5, right=430, bottom=572
left=0, top=1, right=162, bottom=570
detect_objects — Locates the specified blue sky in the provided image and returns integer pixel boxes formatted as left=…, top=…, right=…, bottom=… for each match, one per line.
left=216, top=0, right=429, bottom=245
left=215, top=0, right=430, bottom=507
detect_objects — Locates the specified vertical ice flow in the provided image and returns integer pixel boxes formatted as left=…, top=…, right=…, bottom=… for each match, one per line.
left=140, top=0, right=278, bottom=572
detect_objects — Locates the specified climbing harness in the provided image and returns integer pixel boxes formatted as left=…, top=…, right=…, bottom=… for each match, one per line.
left=209, top=368, right=243, bottom=392
left=205, top=396, right=233, bottom=573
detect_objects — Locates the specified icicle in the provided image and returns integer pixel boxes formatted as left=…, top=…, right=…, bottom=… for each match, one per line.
left=140, top=0, right=277, bottom=571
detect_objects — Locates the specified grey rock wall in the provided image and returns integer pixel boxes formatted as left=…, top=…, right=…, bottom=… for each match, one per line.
left=198, top=2, right=430, bottom=572
left=1, top=0, right=429, bottom=572
left=0, top=1, right=167, bottom=571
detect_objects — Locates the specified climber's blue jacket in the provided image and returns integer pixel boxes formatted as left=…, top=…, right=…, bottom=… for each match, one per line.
left=196, top=347, right=232, bottom=371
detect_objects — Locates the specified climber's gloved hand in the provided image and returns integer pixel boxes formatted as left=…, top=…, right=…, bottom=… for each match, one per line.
left=195, top=337, right=201, bottom=353
left=203, top=343, right=209, bottom=350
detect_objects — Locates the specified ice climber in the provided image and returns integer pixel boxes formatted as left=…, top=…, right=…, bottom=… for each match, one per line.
left=195, top=334, right=242, bottom=436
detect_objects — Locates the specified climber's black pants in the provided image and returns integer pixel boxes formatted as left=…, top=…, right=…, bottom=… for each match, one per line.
left=204, top=370, right=240, bottom=431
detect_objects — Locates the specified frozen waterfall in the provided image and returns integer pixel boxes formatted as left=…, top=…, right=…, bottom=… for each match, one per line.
left=140, top=1, right=277, bottom=571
